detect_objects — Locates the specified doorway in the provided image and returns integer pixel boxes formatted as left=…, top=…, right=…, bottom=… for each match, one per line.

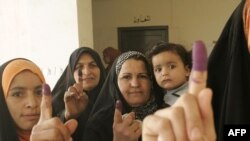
left=118, top=26, right=168, bottom=54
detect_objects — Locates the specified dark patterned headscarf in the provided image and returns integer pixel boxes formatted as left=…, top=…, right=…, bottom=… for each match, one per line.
left=83, top=51, right=161, bottom=141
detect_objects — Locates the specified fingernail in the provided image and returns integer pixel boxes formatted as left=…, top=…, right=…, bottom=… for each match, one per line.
left=42, top=83, right=51, bottom=96
left=192, top=40, right=207, bottom=71
left=116, top=100, right=122, bottom=112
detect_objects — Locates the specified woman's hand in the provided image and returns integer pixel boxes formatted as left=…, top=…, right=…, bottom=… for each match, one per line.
left=113, top=101, right=141, bottom=141
left=30, top=84, right=78, bottom=141
left=64, top=83, right=89, bottom=120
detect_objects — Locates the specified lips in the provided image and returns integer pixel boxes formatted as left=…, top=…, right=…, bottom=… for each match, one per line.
left=22, top=113, right=40, bottom=121
left=129, top=91, right=142, bottom=95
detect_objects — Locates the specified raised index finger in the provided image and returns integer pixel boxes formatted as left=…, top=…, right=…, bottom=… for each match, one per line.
left=188, top=40, right=208, bottom=96
left=38, top=83, right=52, bottom=123
left=113, top=100, right=123, bottom=125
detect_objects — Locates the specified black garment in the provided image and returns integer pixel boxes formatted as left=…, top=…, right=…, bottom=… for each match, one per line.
left=0, top=59, right=22, bottom=141
left=207, top=0, right=250, bottom=141
left=83, top=51, right=162, bottom=141
left=52, top=47, right=106, bottom=141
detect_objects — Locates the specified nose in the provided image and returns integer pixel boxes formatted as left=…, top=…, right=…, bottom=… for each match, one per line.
left=161, top=67, right=169, bottom=76
left=25, top=92, right=39, bottom=108
left=82, top=67, right=90, bottom=75
left=131, top=77, right=139, bottom=87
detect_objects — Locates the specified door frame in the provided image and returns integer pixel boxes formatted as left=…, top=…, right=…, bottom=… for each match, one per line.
left=117, top=26, right=168, bottom=52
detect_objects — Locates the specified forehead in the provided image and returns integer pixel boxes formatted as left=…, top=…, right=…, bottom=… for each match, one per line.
left=152, top=51, right=182, bottom=63
left=119, top=59, right=147, bottom=73
left=78, top=53, right=95, bottom=63
left=9, top=71, right=43, bottom=88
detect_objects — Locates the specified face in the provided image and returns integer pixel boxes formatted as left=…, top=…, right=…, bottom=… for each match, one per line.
left=152, top=51, right=190, bottom=91
left=74, top=53, right=101, bottom=91
left=103, top=53, right=111, bottom=64
left=5, top=71, right=43, bottom=131
left=117, top=59, right=151, bottom=107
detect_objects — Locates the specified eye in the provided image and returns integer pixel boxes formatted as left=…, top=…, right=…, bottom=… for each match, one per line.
left=168, top=64, right=176, bottom=70
left=154, top=67, right=161, bottom=73
left=89, top=63, right=98, bottom=68
left=10, top=91, right=23, bottom=97
left=75, top=65, right=83, bottom=71
left=35, top=87, right=43, bottom=96
left=121, top=75, right=131, bottom=79
left=138, top=74, right=149, bottom=79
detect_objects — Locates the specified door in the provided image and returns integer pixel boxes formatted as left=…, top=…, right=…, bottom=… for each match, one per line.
left=118, top=26, right=168, bottom=54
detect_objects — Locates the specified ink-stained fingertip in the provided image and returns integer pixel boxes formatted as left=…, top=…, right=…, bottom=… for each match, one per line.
left=42, top=83, right=51, bottom=96
left=192, top=40, right=207, bottom=71
left=115, top=100, right=122, bottom=112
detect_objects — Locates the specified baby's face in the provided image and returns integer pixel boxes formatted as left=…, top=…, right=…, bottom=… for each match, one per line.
left=152, top=51, right=190, bottom=90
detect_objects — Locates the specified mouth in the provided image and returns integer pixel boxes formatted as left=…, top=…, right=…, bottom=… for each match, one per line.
left=22, top=113, right=40, bottom=121
left=129, top=91, right=142, bottom=95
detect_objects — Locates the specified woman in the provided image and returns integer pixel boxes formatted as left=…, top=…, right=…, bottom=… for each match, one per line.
left=83, top=51, right=162, bottom=141
left=208, top=0, right=250, bottom=140
left=0, top=58, right=75, bottom=141
left=102, top=46, right=120, bottom=73
left=52, top=47, right=106, bottom=141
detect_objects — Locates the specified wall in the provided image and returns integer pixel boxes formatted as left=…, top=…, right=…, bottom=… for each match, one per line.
left=0, top=0, right=79, bottom=88
left=92, top=0, right=240, bottom=55
left=77, top=0, right=94, bottom=48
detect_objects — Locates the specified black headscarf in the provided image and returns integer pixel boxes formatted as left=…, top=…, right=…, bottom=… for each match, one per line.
left=207, top=0, right=250, bottom=140
left=83, top=51, right=161, bottom=141
left=52, top=47, right=106, bottom=141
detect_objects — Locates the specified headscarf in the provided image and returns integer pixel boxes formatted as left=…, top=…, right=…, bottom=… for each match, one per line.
left=207, top=0, right=250, bottom=141
left=0, top=58, right=45, bottom=141
left=52, top=47, right=106, bottom=141
left=83, top=51, right=160, bottom=141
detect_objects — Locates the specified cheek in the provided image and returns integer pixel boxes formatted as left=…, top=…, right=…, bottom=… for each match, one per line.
left=73, top=71, right=78, bottom=81
left=118, top=81, right=127, bottom=96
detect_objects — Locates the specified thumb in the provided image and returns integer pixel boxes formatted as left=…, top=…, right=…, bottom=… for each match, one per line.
left=65, top=119, right=78, bottom=135
left=113, top=100, right=123, bottom=125
left=38, top=83, right=52, bottom=123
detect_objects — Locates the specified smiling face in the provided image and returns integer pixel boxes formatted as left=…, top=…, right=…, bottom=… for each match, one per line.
left=74, top=53, right=101, bottom=91
left=117, top=59, right=151, bottom=107
left=152, top=51, right=190, bottom=91
left=5, top=70, right=43, bottom=131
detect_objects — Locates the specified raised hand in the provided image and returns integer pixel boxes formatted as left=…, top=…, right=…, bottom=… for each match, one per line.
left=64, top=82, right=89, bottom=120
left=142, top=41, right=216, bottom=141
left=113, top=100, right=141, bottom=141
left=30, top=83, right=78, bottom=141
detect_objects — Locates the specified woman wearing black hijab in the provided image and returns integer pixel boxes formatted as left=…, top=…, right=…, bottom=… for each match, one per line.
left=208, top=0, right=250, bottom=140
left=52, top=47, right=106, bottom=141
left=83, top=51, right=162, bottom=141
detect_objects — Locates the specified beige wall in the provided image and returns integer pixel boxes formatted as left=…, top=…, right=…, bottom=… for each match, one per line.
left=77, top=0, right=94, bottom=48
left=92, top=0, right=240, bottom=55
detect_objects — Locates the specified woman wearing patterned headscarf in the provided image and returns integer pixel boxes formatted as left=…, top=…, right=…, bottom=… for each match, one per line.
left=52, top=47, right=106, bottom=141
left=208, top=0, right=250, bottom=140
left=83, top=51, right=162, bottom=141
left=0, top=58, right=45, bottom=141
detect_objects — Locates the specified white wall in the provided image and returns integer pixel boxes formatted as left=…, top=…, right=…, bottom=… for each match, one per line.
left=0, top=0, right=79, bottom=88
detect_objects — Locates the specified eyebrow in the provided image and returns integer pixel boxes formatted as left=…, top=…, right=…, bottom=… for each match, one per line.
left=9, top=85, right=42, bottom=91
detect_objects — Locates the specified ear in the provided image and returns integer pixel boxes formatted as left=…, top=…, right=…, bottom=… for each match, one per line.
left=185, top=65, right=191, bottom=77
